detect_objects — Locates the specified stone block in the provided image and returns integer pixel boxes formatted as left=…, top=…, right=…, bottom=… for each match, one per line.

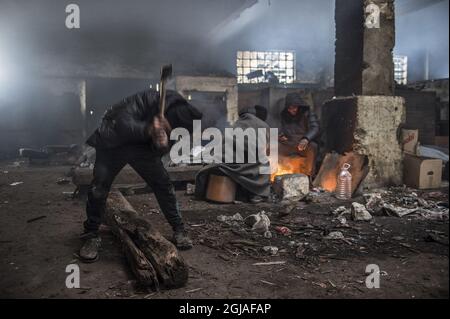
left=273, top=174, right=309, bottom=200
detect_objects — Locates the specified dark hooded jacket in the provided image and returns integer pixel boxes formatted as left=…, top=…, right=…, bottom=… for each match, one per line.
left=280, top=93, right=320, bottom=144
left=86, top=89, right=203, bottom=150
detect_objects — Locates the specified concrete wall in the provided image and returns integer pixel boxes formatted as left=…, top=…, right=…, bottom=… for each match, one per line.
left=322, top=96, right=406, bottom=188
left=0, top=77, right=85, bottom=159
left=174, top=76, right=239, bottom=124
left=396, top=89, right=438, bottom=145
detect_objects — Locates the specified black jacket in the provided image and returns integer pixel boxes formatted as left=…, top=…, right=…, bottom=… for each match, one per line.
left=87, top=89, right=202, bottom=150
left=280, top=104, right=320, bottom=143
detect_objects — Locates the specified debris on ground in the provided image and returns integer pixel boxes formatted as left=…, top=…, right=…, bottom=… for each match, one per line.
left=252, top=261, right=286, bottom=266
left=26, top=215, right=47, bottom=223
left=56, top=178, right=71, bottom=185
left=186, top=183, right=195, bottom=195
left=363, top=187, right=449, bottom=220
left=262, top=246, right=279, bottom=255
left=351, top=202, right=373, bottom=221
left=331, top=206, right=349, bottom=216
left=217, top=213, right=243, bottom=226
left=9, top=182, right=23, bottom=186
left=274, top=226, right=292, bottom=236
left=324, top=231, right=345, bottom=240
left=244, top=211, right=271, bottom=233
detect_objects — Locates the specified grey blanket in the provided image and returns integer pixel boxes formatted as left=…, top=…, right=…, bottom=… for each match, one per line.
left=195, top=112, right=271, bottom=199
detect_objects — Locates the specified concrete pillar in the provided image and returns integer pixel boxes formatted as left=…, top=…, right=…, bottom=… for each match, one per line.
left=322, top=0, right=405, bottom=188
left=335, top=0, right=395, bottom=96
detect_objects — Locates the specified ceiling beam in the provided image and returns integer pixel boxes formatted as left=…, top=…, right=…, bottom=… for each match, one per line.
left=207, top=0, right=262, bottom=45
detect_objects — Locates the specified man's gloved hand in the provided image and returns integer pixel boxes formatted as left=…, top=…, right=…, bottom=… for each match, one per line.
left=149, top=115, right=171, bottom=149
left=297, top=138, right=309, bottom=152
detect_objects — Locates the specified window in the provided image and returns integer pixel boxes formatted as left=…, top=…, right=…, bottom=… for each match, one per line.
left=237, top=50, right=296, bottom=84
left=394, top=55, right=408, bottom=85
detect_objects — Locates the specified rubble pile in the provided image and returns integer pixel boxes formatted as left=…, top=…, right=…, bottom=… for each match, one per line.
left=363, top=187, right=449, bottom=220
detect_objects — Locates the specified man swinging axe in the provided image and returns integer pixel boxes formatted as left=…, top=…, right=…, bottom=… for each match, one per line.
left=79, top=65, right=203, bottom=263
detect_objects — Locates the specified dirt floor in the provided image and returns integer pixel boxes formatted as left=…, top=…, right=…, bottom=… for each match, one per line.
left=0, top=162, right=448, bottom=299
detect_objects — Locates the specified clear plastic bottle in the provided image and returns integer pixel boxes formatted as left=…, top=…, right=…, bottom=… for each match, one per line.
left=336, top=163, right=352, bottom=200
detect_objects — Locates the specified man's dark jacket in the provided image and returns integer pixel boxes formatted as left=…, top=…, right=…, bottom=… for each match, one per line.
left=280, top=93, right=320, bottom=143
left=87, top=89, right=202, bottom=150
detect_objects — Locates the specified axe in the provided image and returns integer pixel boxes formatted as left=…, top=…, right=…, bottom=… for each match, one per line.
left=159, top=64, right=173, bottom=117
left=152, top=64, right=172, bottom=150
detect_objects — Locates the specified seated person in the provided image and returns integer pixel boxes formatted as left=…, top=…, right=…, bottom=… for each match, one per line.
left=278, top=93, right=320, bottom=177
left=195, top=105, right=271, bottom=204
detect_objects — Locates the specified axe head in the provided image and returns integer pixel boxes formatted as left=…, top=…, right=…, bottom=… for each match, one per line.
left=160, top=64, right=173, bottom=82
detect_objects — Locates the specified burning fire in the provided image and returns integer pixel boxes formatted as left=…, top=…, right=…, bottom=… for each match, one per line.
left=271, top=156, right=308, bottom=182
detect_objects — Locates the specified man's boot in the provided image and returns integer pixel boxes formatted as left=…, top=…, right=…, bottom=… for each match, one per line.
left=173, top=230, right=193, bottom=250
left=79, top=233, right=101, bottom=263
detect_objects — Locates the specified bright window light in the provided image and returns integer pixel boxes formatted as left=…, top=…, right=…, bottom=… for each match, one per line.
left=394, top=55, right=408, bottom=85
left=237, top=50, right=296, bottom=84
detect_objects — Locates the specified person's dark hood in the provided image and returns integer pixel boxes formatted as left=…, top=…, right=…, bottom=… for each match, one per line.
left=165, top=90, right=203, bottom=133
left=281, top=93, right=311, bottom=121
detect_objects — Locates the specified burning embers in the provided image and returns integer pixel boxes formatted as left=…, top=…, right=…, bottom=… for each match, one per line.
left=270, top=155, right=314, bottom=182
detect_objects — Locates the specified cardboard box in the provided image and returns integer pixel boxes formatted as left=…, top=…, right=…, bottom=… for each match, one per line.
left=403, top=155, right=443, bottom=189
left=401, top=129, right=419, bottom=155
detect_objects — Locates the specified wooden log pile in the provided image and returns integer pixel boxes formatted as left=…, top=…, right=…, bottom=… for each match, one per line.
left=104, top=190, right=189, bottom=290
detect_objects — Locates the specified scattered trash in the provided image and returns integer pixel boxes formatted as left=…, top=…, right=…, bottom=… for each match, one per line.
left=295, top=245, right=306, bottom=259
left=26, top=216, right=47, bottom=223
left=186, top=183, right=195, bottom=195
left=312, top=282, right=327, bottom=289
left=56, top=178, right=71, bottom=185
left=252, top=261, right=286, bottom=266
left=62, top=191, right=75, bottom=198
left=263, top=246, right=279, bottom=255
left=185, top=288, right=204, bottom=293
left=363, top=187, right=449, bottom=220
left=331, top=206, right=349, bottom=216
left=324, top=231, right=345, bottom=240
left=424, top=234, right=449, bottom=246
left=274, top=226, right=292, bottom=236
left=244, top=211, right=271, bottom=233
left=364, top=192, right=385, bottom=214
left=263, top=231, right=273, bottom=239
left=9, top=182, right=23, bottom=186
left=336, top=216, right=348, bottom=226
left=260, top=280, right=277, bottom=286
left=351, top=202, right=372, bottom=221
left=217, top=213, right=243, bottom=226
left=328, top=280, right=337, bottom=288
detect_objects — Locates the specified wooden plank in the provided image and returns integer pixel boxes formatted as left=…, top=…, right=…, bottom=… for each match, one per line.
left=313, top=152, right=369, bottom=195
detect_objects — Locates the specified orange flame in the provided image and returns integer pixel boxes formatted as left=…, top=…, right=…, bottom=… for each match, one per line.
left=271, top=156, right=309, bottom=182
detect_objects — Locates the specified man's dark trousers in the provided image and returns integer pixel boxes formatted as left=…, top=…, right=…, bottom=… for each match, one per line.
left=84, top=145, right=184, bottom=234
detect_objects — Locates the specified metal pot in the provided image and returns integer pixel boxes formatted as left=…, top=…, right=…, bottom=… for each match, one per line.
left=206, top=174, right=236, bottom=203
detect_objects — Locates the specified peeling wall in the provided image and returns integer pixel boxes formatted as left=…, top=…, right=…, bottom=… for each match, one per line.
left=322, top=96, right=406, bottom=188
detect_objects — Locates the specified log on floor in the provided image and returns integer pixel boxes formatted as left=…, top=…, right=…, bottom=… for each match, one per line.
left=104, top=190, right=189, bottom=289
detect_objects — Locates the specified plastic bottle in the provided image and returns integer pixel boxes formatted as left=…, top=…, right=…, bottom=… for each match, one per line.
left=336, top=163, right=352, bottom=200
